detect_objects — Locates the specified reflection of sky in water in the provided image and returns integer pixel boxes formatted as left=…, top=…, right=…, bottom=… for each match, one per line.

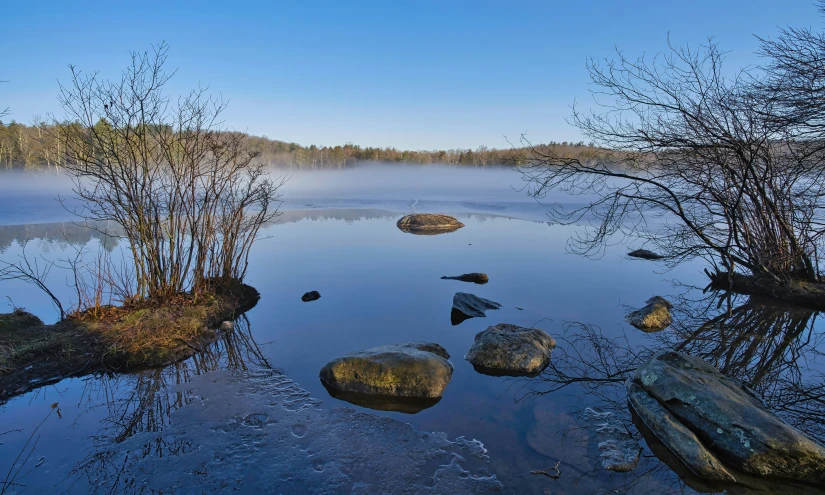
left=1, top=170, right=823, bottom=493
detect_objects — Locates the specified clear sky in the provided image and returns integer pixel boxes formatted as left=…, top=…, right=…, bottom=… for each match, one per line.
left=2, top=1, right=822, bottom=150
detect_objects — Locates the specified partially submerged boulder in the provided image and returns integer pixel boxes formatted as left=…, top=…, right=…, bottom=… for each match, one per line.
left=396, top=214, right=464, bottom=235
left=441, top=273, right=489, bottom=284
left=319, top=342, right=453, bottom=400
left=464, top=323, right=555, bottom=376
left=626, top=296, right=673, bottom=331
left=628, top=249, right=664, bottom=260
left=301, top=291, right=321, bottom=302
left=627, top=351, right=825, bottom=485
left=451, top=292, right=502, bottom=325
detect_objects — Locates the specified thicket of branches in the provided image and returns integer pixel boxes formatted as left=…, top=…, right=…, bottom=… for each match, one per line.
left=53, top=43, right=282, bottom=302
left=520, top=13, right=825, bottom=285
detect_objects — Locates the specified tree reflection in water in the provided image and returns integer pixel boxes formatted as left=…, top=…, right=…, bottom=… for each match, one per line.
left=519, top=290, right=825, bottom=494
left=65, top=315, right=272, bottom=492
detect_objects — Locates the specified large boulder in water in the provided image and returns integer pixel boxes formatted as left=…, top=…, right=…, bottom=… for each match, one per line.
left=464, top=323, right=555, bottom=376
left=627, top=351, right=825, bottom=485
left=626, top=296, right=673, bottom=332
left=396, top=214, right=464, bottom=235
left=451, top=292, right=501, bottom=325
left=319, top=342, right=453, bottom=400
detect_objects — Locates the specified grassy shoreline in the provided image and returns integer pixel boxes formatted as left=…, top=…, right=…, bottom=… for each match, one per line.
left=0, top=282, right=259, bottom=402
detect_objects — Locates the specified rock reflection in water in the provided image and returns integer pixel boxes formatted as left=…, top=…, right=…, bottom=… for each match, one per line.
left=518, top=290, right=825, bottom=494
left=320, top=381, right=442, bottom=414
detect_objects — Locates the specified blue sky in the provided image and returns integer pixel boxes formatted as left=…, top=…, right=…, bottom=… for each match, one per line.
left=2, top=1, right=821, bottom=150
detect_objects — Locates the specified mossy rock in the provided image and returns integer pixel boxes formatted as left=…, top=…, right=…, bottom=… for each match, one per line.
left=464, top=323, right=556, bottom=376
left=396, top=214, right=464, bottom=235
left=320, top=342, right=453, bottom=399
left=626, top=296, right=673, bottom=332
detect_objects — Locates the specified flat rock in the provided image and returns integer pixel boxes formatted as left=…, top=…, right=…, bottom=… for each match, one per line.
left=464, top=323, right=555, bottom=376
left=626, top=296, right=673, bottom=331
left=320, top=342, right=453, bottom=399
left=628, top=351, right=825, bottom=485
left=441, top=273, right=489, bottom=284
left=301, top=291, right=321, bottom=302
left=452, top=293, right=502, bottom=325
left=628, top=249, right=664, bottom=260
left=397, top=214, right=464, bottom=235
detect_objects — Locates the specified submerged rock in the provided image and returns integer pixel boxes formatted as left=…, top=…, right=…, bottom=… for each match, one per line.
left=628, top=249, right=664, bottom=260
left=628, top=351, right=825, bottom=485
left=582, top=408, right=643, bottom=472
left=441, top=273, right=489, bottom=284
left=301, top=290, right=321, bottom=302
left=81, top=369, right=503, bottom=494
left=319, top=342, right=453, bottom=399
left=397, top=214, right=465, bottom=235
left=464, top=323, right=555, bottom=376
left=451, top=293, right=502, bottom=325
left=626, top=296, right=673, bottom=331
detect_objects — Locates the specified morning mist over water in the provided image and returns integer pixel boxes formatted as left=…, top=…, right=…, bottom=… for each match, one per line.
left=0, top=164, right=562, bottom=227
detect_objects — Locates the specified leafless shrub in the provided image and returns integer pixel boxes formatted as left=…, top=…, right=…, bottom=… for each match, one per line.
left=54, top=42, right=283, bottom=303
left=520, top=35, right=825, bottom=284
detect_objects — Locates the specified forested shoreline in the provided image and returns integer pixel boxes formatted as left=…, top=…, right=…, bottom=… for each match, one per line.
left=0, top=120, right=599, bottom=170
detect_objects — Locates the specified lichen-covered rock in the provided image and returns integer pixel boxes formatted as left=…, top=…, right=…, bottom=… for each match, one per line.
left=627, top=379, right=735, bottom=481
left=451, top=293, right=501, bottom=325
left=626, top=296, right=673, bottom=331
left=628, top=249, right=664, bottom=260
left=464, top=323, right=555, bottom=376
left=319, top=342, right=453, bottom=399
left=628, top=351, right=825, bottom=485
left=441, top=273, right=489, bottom=284
left=396, top=214, right=464, bottom=235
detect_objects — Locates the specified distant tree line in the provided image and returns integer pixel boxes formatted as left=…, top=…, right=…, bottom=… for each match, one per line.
left=0, top=119, right=601, bottom=171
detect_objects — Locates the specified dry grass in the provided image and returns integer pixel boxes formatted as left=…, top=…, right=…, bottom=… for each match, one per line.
left=1, top=283, right=257, bottom=378
left=67, top=291, right=235, bottom=368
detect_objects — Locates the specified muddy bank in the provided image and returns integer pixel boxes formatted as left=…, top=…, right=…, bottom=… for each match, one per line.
left=0, top=283, right=259, bottom=402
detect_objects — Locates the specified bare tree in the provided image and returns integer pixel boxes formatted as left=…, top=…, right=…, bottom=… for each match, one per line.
left=55, top=43, right=283, bottom=302
left=0, top=240, right=65, bottom=319
left=519, top=36, right=825, bottom=292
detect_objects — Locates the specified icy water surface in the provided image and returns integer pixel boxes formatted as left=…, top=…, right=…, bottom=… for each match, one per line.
left=1, top=166, right=824, bottom=494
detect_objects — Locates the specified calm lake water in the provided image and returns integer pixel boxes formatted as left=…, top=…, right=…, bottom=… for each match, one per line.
left=1, top=165, right=823, bottom=494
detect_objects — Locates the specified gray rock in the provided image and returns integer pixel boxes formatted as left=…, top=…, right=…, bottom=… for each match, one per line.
left=397, top=214, right=464, bottom=235
left=626, top=296, right=673, bottom=331
left=628, top=351, right=825, bottom=485
left=319, top=342, right=453, bottom=399
left=628, top=249, right=664, bottom=260
left=219, top=321, right=233, bottom=331
left=451, top=292, right=501, bottom=325
left=441, top=273, right=489, bottom=284
left=464, top=323, right=555, bottom=376
left=628, top=379, right=735, bottom=481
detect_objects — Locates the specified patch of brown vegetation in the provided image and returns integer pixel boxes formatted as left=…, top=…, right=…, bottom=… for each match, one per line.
left=0, top=282, right=259, bottom=401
